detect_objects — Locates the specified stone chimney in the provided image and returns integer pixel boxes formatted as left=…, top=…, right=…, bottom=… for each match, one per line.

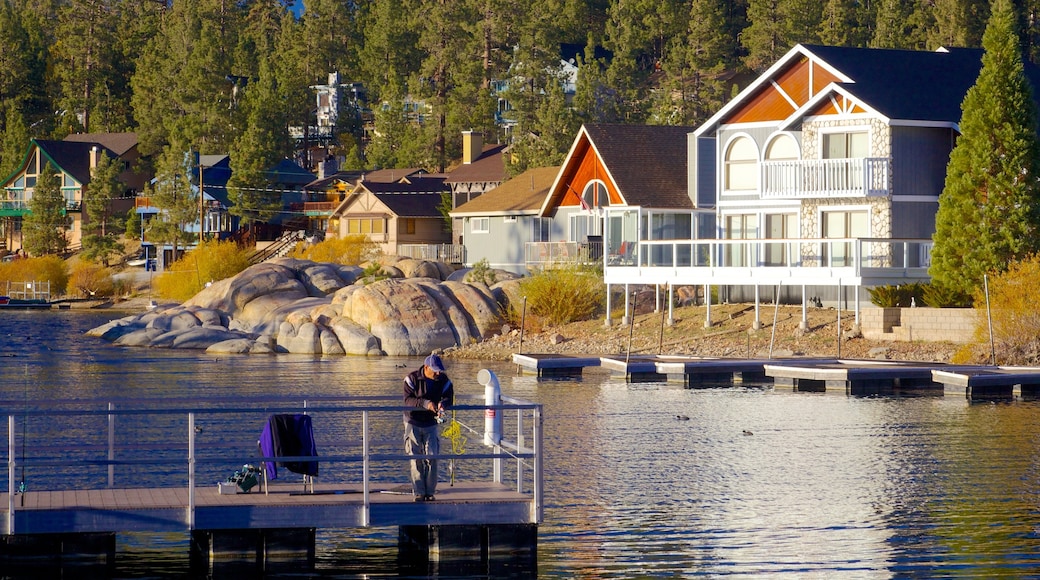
left=462, top=131, right=483, bottom=165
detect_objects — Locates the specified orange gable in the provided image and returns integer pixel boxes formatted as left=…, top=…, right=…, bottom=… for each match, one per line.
left=727, top=57, right=844, bottom=124
left=545, top=134, right=623, bottom=212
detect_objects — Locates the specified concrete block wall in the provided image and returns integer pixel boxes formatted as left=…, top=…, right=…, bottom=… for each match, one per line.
left=861, top=307, right=976, bottom=343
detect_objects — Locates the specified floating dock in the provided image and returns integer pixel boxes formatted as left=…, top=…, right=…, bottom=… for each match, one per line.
left=512, top=353, right=601, bottom=377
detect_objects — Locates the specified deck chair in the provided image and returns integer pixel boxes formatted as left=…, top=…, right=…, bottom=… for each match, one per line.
left=258, top=414, right=318, bottom=494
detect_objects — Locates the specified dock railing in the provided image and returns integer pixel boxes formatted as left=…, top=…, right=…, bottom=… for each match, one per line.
left=3, top=393, right=543, bottom=534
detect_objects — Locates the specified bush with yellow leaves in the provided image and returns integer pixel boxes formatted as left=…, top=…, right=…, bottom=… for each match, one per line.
left=519, top=265, right=604, bottom=327
left=68, top=262, right=117, bottom=298
left=153, top=240, right=253, bottom=302
left=0, top=255, right=69, bottom=296
left=288, top=234, right=379, bottom=266
left=954, top=255, right=1040, bottom=365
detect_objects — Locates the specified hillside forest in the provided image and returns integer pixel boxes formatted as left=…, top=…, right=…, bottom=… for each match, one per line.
left=2, top=0, right=1039, bottom=187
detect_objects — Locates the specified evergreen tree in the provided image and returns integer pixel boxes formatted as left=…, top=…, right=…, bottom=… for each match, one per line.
left=0, top=102, right=29, bottom=179
left=931, top=0, right=1040, bottom=296
left=742, top=0, right=793, bottom=72
left=227, top=62, right=287, bottom=226
left=506, top=79, right=577, bottom=175
left=929, top=0, right=988, bottom=49
left=81, top=150, right=125, bottom=266
left=147, top=146, right=200, bottom=262
left=52, top=0, right=119, bottom=133
left=23, top=161, right=67, bottom=256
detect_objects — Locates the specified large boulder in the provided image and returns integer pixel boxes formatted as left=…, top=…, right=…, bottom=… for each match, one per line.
left=89, top=258, right=513, bottom=356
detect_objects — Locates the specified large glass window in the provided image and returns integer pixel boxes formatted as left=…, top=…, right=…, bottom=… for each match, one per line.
left=822, top=210, right=868, bottom=267
left=724, top=213, right=757, bottom=266
left=725, top=137, right=758, bottom=191
left=764, top=213, right=798, bottom=266
left=531, top=217, right=550, bottom=242
left=822, top=131, right=868, bottom=159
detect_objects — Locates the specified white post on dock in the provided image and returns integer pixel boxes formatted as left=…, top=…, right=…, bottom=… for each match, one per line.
left=8, top=415, right=15, bottom=534
left=362, top=410, right=370, bottom=526
left=187, top=412, right=195, bottom=530
left=108, top=403, right=115, bottom=488
left=480, top=369, right=503, bottom=484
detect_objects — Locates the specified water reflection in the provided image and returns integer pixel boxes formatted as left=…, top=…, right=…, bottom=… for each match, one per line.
left=3, top=311, right=1040, bottom=577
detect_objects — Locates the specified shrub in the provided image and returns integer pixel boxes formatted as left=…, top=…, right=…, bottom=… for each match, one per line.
left=68, top=262, right=117, bottom=298
left=465, top=258, right=497, bottom=286
left=289, top=234, right=378, bottom=265
left=153, top=240, right=252, bottom=302
left=867, top=282, right=925, bottom=307
left=922, top=281, right=973, bottom=308
left=0, top=256, right=69, bottom=296
left=956, top=256, right=1040, bottom=364
left=519, top=266, right=604, bottom=326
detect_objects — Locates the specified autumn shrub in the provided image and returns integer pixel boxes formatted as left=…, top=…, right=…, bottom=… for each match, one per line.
left=519, top=265, right=604, bottom=326
left=289, top=234, right=378, bottom=266
left=153, top=240, right=252, bottom=302
left=68, top=262, right=116, bottom=298
left=0, top=256, right=69, bottom=296
left=953, top=255, right=1040, bottom=364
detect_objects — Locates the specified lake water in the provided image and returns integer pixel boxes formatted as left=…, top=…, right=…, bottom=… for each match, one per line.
left=4, top=310, right=1040, bottom=578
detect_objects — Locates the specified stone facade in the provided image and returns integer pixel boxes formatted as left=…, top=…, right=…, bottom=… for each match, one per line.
left=861, top=307, right=976, bottom=343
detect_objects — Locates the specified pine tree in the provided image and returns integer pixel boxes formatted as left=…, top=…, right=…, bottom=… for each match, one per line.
left=52, top=0, right=119, bottom=133
left=0, top=101, right=30, bottom=179
left=227, top=61, right=287, bottom=227
left=81, top=150, right=125, bottom=265
left=930, top=0, right=1040, bottom=296
left=147, top=146, right=199, bottom=262
left=23, top=161, right=68, bottom=256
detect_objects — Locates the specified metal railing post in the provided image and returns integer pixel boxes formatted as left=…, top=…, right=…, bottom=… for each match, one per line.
left=187, top=412, right=195, bottom=529
left=107, top=402, right=115, bottom=488
left=516, top=409, right=524, bottom=494
left=533, top=405, right=543, bottom=523
left=8, top=415, right=15, bottom=534
left=362, top=410, right=370, bottom=526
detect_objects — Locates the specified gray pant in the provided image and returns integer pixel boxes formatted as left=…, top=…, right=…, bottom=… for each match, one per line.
left=404, top=422, right=440, bottom=497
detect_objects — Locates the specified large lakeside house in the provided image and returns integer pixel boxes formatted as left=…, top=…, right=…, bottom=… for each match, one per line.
left=456, top=44, right=1040, bottom=327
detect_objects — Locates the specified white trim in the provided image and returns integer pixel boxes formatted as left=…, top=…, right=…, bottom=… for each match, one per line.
left=778, top=83, right=891, bottom=131
left=889, top=120, right=960, bottom=130
left=717, top=198, right=801, bottom=209
left=891, top=195, right=940, bottom=203
left=771, top=79, right=799, bottom=109
left=764, top=131, right=801, bottom=161
left=817, top=124, right=873, bottom=158
left=721, top=132, right=760, bottom=194
left=450, top=209, right=540, bottom=218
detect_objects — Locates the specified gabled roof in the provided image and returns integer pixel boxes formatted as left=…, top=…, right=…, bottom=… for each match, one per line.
left=363, top=167, right=427, bottom=182
left=445, top=144, right=507, bottom=184
left=542, top=124, right=693, bottom=214
left=304, top=171, right=366, bottom=192
left=64, top=132, right=138, bottom=156
left=697, top=44, right=1040, bottom=136
left=32, top=140, right=116, bottom=185
left=451, top=166, right=560, bottom=216
left=345, top=177, right=449, bottom=218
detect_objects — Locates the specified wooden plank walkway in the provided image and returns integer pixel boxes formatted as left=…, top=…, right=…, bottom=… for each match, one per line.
left=2, top=481, right=534, bottom=535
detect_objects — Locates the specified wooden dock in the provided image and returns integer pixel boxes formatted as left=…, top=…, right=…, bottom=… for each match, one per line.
left=1, top=391, right=543, bottom=572
left=1, top=481, right=534, bottom=535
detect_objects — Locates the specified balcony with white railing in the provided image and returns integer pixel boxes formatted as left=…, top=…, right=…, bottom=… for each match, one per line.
left=602, top=237, right=933, bottom=287
left=760, top=157, right=890, bottom=199
left=525, top=241, right=604, bottom=269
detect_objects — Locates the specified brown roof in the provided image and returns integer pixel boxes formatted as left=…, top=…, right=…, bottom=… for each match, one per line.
left=581, top=124, right=694, bottom=209
left=451, top=166, right=560, bottom=215
left=445, top=144, right=507, bottom=184
left=363, top=167, right=427, bottom=182
left=64, top=132, right=139, bottom=156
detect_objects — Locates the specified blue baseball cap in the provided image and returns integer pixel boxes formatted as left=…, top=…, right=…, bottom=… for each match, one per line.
left=424, top=354, right=445, bottom=373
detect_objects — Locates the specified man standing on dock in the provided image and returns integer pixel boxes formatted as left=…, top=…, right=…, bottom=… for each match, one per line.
left=403, top=353, right=454, bottom=502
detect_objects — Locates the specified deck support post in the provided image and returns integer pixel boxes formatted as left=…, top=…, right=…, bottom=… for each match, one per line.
left=604, top=283, right=612, bottom=327
left=398, top=524, right=537, bottom=576
left=621, top=284, right=631, bottom=326
left=704, top=284, right=712, bottom=327
left=753, top=286, right=762, bottom=330
left=190, top=528, right=315, bottom=576
left=799, top=285, right=808, bottom=330
left=0, top=532, right=115, bottom=574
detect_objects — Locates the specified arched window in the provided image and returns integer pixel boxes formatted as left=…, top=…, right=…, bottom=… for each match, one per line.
left=581, top=181, right=609, bottom=209
left=765, top=134, right=799, bottom=161
left=725, top=137, right=758, bottom=191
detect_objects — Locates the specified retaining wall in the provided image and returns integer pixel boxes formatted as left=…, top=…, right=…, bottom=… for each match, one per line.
left=861, top=307, right=976, bottom=343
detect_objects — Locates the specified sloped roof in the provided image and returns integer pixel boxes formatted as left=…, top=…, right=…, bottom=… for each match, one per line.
left=64, top=132, right=138, bottom=156
left=267, top=159, right=314, bottom=185
left=33, top=140, right=115, bottom=185
left=363, top=167, right=427, bottom=182
left=580, top=124, right=693, bottom=209
left=304, top=171, right=366, bottom=192
left=699, top=44, right=1040, bottom=136
left=354, top=177, right=449, bottom=218
left=445, top=144, right=507, bottom=184
left=451, top=166, right=560, bottom=215
left=801, top=45, right=987, bottom=124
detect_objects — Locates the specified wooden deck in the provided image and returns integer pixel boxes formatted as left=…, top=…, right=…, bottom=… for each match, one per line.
left=2, top=481, right=534, bottom=535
